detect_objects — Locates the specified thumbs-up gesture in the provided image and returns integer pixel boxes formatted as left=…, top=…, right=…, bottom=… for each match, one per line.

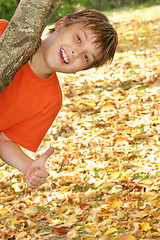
left=26, top=147, right=54, bottom=189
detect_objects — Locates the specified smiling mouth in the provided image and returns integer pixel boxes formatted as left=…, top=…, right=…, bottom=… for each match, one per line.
left=60, top=47, right=69, bottom=64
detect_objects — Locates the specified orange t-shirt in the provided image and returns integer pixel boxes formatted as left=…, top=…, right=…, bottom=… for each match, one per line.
left=0, top=19, right=62, bottom=152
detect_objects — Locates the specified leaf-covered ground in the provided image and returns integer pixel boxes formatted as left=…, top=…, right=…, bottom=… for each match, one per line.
left=0, top=4, right=160, bottom=240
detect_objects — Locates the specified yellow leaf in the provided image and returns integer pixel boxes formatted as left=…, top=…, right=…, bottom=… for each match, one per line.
left=149, top=135, right=159, bottom=142
left=59, top=205, right=75, bottom=213
left=103, top=102, right=116, bottom=110
left=85, top=102, right=96, bottom=108
left=60, top=186, right=71, bottom=194
left=85, top=224, right=102, bottom=232
left=50, top=219, right=63, bottom=225
left=105, top=227, right=117, bottom=235
left=110, top=172, right=120, bottom=179
left=112, top=223, right=117, bottom=227
left=10, top=219, right=25, bottom=226
left=68, top=213, right=76, bottom=221
left=121, top=171, right=134, bottom=180
left=106, top=112, right=117, bottom=120
left=135, top=210, right=149, bottom=218
left=25, top=206, right=38, bottom=217
left=109, top=200, right=123, bottom=209
left=16, top=232, right=27, bottom=240
left=130, top=131, right=139, bottom=138
left=99, top=182, right=114, bottom=189
left=140, top=222, right=151, bottom=231
left=114, top=137, right=129, bottom=146
left=140, top=179, right=154, bottom=186
left=0, top=192, right=6, bottom=197
left=0, top=207, right=9, bottom=215
left=99, top=212, right=111, bottom=217
left=120, top=233, right=137, bottom=240
left=43, top=134, right=51, bottom=141
left=0, top=195, right=15, bottom=202
left=155, top=199, right=160, bottom=208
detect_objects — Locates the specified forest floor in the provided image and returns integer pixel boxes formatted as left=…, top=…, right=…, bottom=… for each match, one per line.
left=0, top=4, right=160, bottom=240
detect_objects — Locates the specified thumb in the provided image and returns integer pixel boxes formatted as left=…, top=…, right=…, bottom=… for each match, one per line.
left=36, top=147, right=54, bottom=169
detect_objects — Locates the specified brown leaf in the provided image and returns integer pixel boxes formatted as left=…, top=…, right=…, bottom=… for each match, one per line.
left=53, top=228, right=70, bottom=235
left=120, top=233, right=137, bottom=240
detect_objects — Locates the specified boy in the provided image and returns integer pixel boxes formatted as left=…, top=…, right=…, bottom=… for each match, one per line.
left=0, top=10, right=118, bottom=189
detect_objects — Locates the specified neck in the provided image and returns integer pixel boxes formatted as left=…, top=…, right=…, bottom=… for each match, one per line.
left=28, top=46, right=53, bottom=79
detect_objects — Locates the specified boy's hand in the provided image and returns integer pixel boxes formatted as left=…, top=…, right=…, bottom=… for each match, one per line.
left=26, top=147, right=54, bottom=189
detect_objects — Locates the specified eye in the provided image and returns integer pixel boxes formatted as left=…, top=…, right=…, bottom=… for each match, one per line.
left=77, top=35, right=81, bottom=43
left=84, top=54, right=88, bottom=62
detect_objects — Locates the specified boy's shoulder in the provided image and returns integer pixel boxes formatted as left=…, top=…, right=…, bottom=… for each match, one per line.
left=0, top=19, right=9, bottom=24
left=0, top=19, right=9, bottom=36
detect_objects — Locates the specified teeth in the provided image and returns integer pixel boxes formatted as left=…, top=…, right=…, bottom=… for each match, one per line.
left=61, top=48, right=69, bottom=64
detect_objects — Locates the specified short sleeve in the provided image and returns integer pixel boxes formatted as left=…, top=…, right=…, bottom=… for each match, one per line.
left=3, top=103, right=61, bottom=152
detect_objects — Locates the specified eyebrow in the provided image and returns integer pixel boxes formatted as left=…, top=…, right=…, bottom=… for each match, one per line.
left=82, top=30, right=96, bottom=60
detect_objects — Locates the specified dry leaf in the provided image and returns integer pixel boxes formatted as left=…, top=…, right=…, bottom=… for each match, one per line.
left=140, top=222, right=151, bottom=231
left=16, top=232, right=27, bottom=240
left=0, top=207, right=9, bottom=215
left=105, top=227, right=118, bottom=235
left=109, top=200, right=123, bottom=209
left=120, top=233, right=137, bottom=240
left=0, top=6, right=160, bottom=240
left=25, top=206, right=38, bottom=217
left=60, top=186, right=71, bottom=194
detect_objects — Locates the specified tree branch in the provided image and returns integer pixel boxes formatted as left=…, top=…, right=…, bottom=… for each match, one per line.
left=0, top=0, right=62, bottom=93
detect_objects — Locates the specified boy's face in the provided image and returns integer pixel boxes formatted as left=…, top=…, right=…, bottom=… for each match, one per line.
left=42, top=20, right=101, bottom=74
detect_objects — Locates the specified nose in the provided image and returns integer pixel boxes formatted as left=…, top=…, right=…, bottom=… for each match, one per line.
left=72, top=47, right=82, bottom=57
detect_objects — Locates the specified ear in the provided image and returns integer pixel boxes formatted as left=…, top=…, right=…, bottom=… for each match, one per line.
left=55, top=17, right=66, bottom=31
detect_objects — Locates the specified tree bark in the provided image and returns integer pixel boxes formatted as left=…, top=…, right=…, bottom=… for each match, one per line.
left=0, top=0, right=62, bottom=93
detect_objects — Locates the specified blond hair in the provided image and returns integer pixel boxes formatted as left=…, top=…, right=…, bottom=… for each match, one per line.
left=50, top=9, right=118, bottom=69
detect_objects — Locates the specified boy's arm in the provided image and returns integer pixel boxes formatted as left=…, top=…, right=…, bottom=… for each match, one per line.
left=0, top=131, right=54, bottom=188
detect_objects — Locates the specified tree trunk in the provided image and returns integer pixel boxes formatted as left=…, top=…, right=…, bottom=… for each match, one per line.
left=0, top=0, right=62, bottom=93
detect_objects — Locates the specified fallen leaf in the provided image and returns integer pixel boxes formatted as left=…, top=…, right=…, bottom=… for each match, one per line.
left=109, top=200, right=123, bottom=209
left=16, top=231, right=27, bottom=240
left=0, top=207, right=9, bottom=215
left=60, top=186, right=71, bottom=194
left=140, top=222, right=151, bottom=231
left=25, top=206, right=39, bottom=217
left=105, top=227, right=118, bottom=235
left=53, top=228, right=70, bottom=235
left=120, top=233, right=137, bottom=240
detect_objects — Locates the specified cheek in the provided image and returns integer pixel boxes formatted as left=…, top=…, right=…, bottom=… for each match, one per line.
left=74, top=59, right=86, bottom=69
left=43, top=48, right=58, bottom=68
left=44, top=51, right=52, bottom=64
